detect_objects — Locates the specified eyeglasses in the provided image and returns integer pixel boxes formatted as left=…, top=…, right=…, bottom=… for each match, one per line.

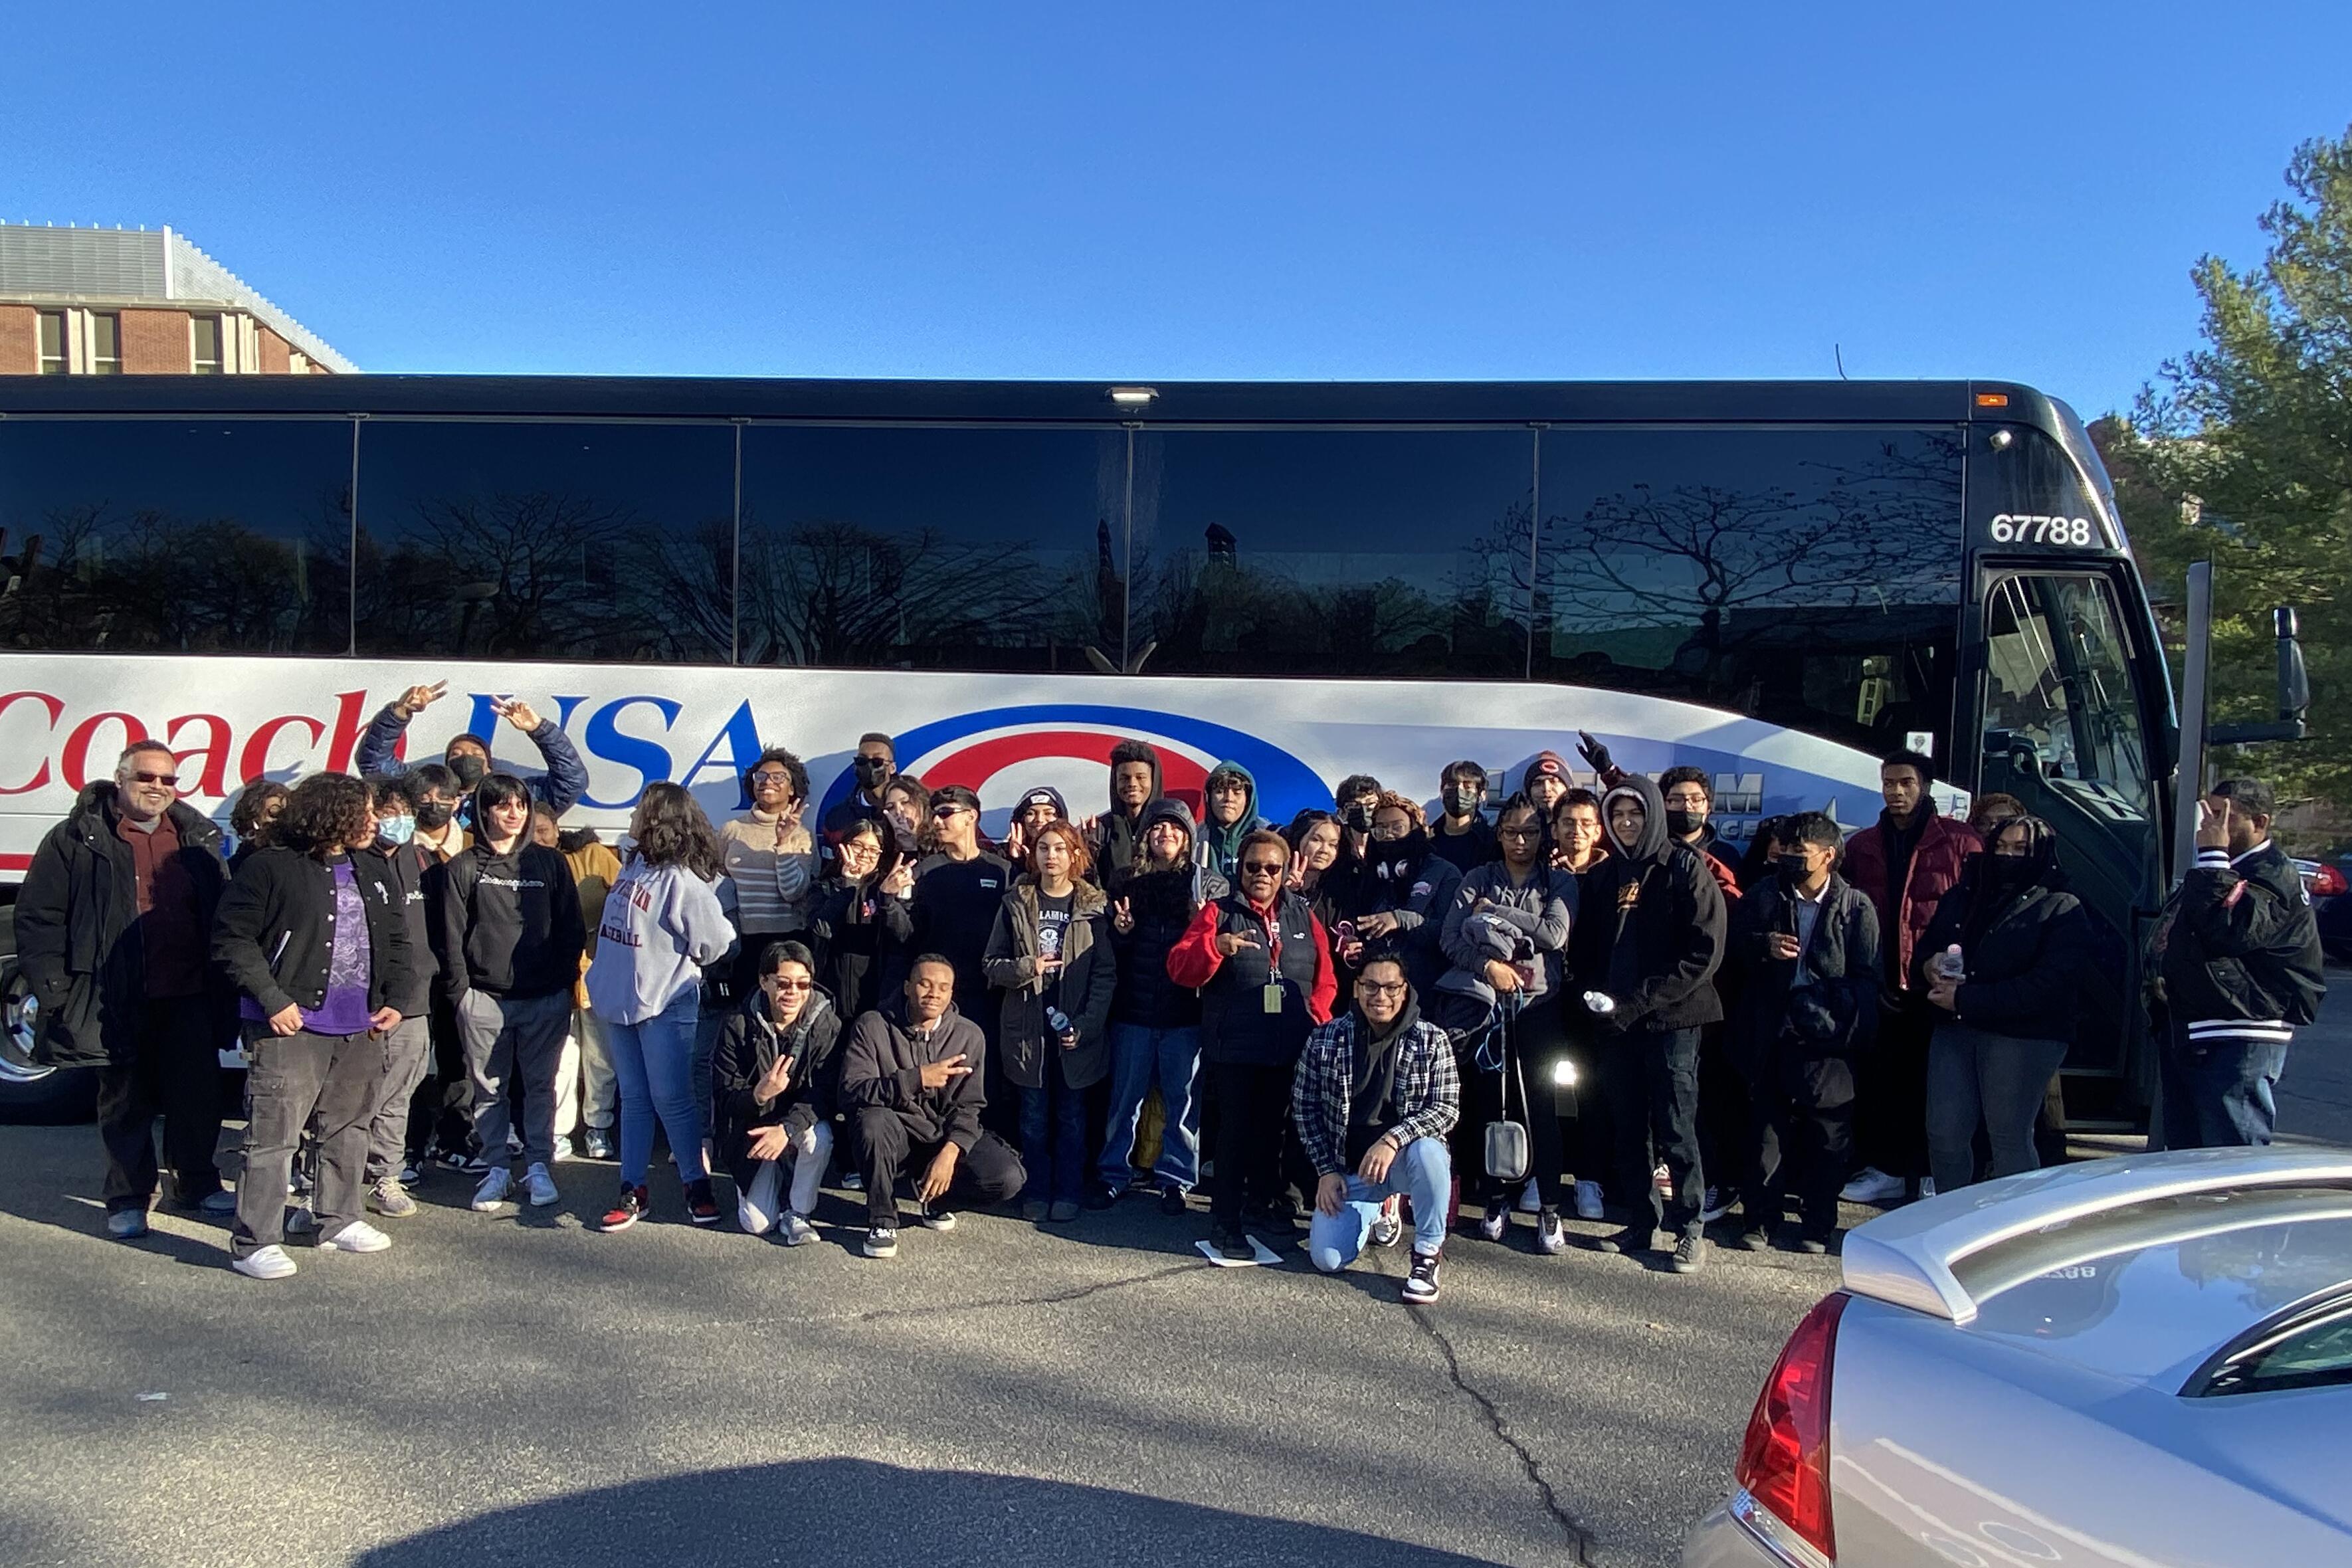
left=1358, top=980, right=1407, bottom=997
left=749, top=771, right=793, bottom=787
left=130, top=771, right=179, bottom=787
left=1240, top=860, right=1286, bottom=875
left=1497, top=825, right=1541, bottom=840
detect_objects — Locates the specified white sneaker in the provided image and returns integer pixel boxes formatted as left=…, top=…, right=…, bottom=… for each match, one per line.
left=471, top=1167, right=514, bottom=1211
left=233, top=1244, right=298, bottom=1280
left=522, top=1163, right=559, bottom=1207
left=551, top=1135, right=574, bottom=1163
left=1700, top=1185, right=1735, bottom=1223
left=369, top=1178, right=418, bottom=1218
left=1919, top=1176, right=1939, bottom=1199
left=1573, top=1179, right=1605, bottom=1221
left=779, top=1212, right=817, bottom=1247
left=582, top=1127, right=615, bottom=1161
left=1516, top=1177, right=1541, bottom=1213
left=321, top=1220, right=392, bottom=1253
left=1839, top=1167, right=1906, bottom=1206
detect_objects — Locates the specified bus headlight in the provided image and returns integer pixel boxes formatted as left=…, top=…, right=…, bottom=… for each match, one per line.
left=1550, top=1058, right=1579, bottom=1088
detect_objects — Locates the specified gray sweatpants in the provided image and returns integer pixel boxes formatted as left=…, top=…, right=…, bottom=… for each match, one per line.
left=454, top=990, right=571, bottom=1169
left=363, top=1016, right=434, bottom=1182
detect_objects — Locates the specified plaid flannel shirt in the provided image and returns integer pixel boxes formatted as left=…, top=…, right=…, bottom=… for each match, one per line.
left=1290, top=1010, right=1461, bottom=1177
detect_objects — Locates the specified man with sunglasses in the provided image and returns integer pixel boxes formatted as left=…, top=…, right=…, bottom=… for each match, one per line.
left=907, top=785, right=1015, bottom=1132
left=1292, top=957, right=1458, bottom=1302
left=17, top=741, right=237, bottom=1238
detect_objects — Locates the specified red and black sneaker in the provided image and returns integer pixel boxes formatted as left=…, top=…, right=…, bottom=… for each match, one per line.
left=685, top=1178, right=722, bottom=1226
left=598, top=1184, right=648, bottom=1232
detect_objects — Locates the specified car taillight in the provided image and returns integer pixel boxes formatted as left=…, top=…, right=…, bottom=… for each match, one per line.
left=1735, top=1290, right=1848, bottom=1562
left=2314, top=864, right=2347, bottom=898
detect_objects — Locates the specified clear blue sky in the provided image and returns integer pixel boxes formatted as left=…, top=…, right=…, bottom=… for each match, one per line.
left=12, top=5, right=2347, bottom=417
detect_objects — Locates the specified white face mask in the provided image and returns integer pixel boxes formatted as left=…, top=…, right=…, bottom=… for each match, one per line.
left=377, top=815, right=417, bottom=846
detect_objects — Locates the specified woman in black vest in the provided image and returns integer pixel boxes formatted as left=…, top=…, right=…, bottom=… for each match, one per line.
left=1167, top=829, right=1339, bottom=1259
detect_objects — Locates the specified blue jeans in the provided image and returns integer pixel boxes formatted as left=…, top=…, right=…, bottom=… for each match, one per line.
left=1096, top=1023, right=1202, bottom=1191
left=1020, top=1072, right=1090, bottom=1207
left=2159, top=1023, right=2290, bottom=1149
left=602, top=988, right=709, bottom=1188
left=1308, top=1135, right=1451, bottom=1272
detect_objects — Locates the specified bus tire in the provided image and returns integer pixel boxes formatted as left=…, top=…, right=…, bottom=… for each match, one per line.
left=0, top=933, right=97, bottom=1125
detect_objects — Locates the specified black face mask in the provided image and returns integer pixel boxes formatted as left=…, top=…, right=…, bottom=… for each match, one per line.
left=1373, top=829, right=1427, bottom=880
left=448, top=753, right=487, bottom=787
left=853, top=756, right=891, bottom=787
left=1770, top=854, right=1807, bottom=884
left=1341, top=801, right=1376, bottom=832
left=1987, top=855, right=2034, bottom=888
left=1664, top=808, right=1704, bottom=839
left=1441, top=787, right=1482, bottom=819
left=415, top=801, right=454, bottom=831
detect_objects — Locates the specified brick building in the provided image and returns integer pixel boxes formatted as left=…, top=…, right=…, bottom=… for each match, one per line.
left=0, top=222, right=355, bottom=375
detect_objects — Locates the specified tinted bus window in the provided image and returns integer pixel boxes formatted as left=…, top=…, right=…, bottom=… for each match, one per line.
left=0, top=418, right=351, bottom=655
left=1129, top=429, right=1533, bottom=679
left=739, top=425, right=1124, bottom=671
left=1535, top=427, right=1965, bottom=757
left=355, top=420, right=734, bottom=663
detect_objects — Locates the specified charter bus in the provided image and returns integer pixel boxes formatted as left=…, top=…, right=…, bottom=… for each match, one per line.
left=0, top=375, right=2171, bottom=1125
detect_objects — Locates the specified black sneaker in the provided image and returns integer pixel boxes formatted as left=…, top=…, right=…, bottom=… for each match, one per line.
left=863, top=1223, right=898, bottom=1258
left=1082, top=1183, right=1120, bottom=1212
left=1735, top=1226, right=1771, bottom=1252
left=1670, top=1233, right=1706, bottom=1274
left=685, top=1179, right=721, bottom=1226
left=1797, top=1231, right=1832, bottom=1256
left=1209, top=1221, right=1254, bottom=1261
left=597, top=1185, right=648, bottom=1232
left=1593, top=1225, right=1651, bottom=1255
left=918, top=1203, right=956, bottom=1231
left=1402, top=1249, right=1442, bottom=1303
left=1159, top=1185, right=1189, bottom=1217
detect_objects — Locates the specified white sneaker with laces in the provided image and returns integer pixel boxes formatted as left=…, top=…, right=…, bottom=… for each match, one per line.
left=233, top=1244, right=298, bottom=1280
left=779, top=1212, right=817, bottom=1246
left=471, top=1167, right=514, bottom=1211
left=1573, top=1179, right=1605, bottom=1221
left=522, top=1163, right=559, bottom=1207
left=321, top=1220, right=393, bottom=1253
left=1839, top=1166, right=1906, bottom=1206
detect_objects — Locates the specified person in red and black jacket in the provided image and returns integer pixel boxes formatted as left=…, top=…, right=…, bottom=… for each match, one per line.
left=1835, top=749, right=1982, bottom=1205
left=1166, top=829, right=1338, bottom=1260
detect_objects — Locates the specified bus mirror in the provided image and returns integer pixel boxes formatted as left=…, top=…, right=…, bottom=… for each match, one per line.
left=2275, top=607, right=2310, bottom=728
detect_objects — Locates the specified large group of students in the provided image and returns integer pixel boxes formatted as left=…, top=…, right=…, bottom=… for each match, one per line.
left=17, top=679, right=2325, bottom=1304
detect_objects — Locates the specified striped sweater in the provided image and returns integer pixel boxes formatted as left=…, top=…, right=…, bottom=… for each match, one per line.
left=720, top=814, right=819, bottom=936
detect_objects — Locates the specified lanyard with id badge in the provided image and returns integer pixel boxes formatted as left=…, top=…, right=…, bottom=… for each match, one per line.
left=1254, top=908, right=1287, bottom=1014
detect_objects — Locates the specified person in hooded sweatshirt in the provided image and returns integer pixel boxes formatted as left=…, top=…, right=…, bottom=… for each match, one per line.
left=1335, top=792, right=1462, bottom=999
left=1098, top=797, right=1224, bottom=1211
left=439, top=771, right=587, bottom=1216
left=983, top=821, right=1118, bottom=1223
left=1430, top=794, right=1577, bottom=1253
left=1194, top=761, right=1266, bottom=886
left=808, top=816, right=916, bottom=1020
left=355, top=681, right=589, bottom=819
left=1086, top=739, right=1163, bottom=886
left=1915, top=814, right=2093, bottom=1192
left=710, top=939, right=841, bottom=1244
left=1570, top=774, right=1726, bottom=1274
left=1004, top=785, right=1070, bottom=868
left=585, top=783, right=737, bottom=1232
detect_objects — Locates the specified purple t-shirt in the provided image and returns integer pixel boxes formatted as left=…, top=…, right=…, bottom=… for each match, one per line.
left=242, top=858, right=373, bottom=1035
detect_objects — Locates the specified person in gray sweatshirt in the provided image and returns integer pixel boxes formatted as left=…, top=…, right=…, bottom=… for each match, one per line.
left=584, top=783, right=738, bottom=1232
left=1431, top=793, right=1580, bottom=1252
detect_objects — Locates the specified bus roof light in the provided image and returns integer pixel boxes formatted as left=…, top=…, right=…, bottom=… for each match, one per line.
left=1107, top=386, right=1157, bottom=406
left=1975, top=392, right=2010, bottom=408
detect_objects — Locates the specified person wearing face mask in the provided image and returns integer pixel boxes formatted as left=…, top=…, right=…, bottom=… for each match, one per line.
left=1658, top=766, right=1745, bottom=1234
left=15, top=741, right=238, bottom=1239
left=1569, top=775, right=1725, bottom=1274
left=398, top=762, right=477, bottom=1181
left=352, top=777, right=439, bottom=1221
left=1086, top=739, right=1164, bottom=885
left=1656, top=767, right=1743, bottom=901
left=721, top=747, right=821, bottom=1001
left=1195, top=762, right=1266, bottom=886
left=1428, top=761, right=1495, bottom=874
left=1916, top=815, right=2094, bottom=1190
left=1431, top=795, right=1577, bottom=1253
left=1724, top=813, right=1880, bottom=1253
left=984, top=821, right=1118, bottom=1223
left=808, top=817, right=916, bottom=1021
left=710, top=941, right=840, bottom=1244
left=1331, top=773, right=1383, bottom=879
left=1336, top=793, right=1461, bottom=999
left=355, top=680, right=589, bottom=819
left=821, top=733, right=899, bottom=865
left=439, top=773, right=587, bottom=1216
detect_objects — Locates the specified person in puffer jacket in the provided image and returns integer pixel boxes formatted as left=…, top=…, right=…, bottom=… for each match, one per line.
left=710, top=939, right=842, bottom=1245
left=2150, top=777, right=2326, bottom=1149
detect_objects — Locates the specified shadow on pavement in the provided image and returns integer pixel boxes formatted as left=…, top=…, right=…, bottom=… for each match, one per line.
left=349, top=1457, right=1506, bottom=1568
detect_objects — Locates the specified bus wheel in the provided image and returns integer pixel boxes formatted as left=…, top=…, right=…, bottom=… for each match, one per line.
left=0, top=937, right=96, bottom=1125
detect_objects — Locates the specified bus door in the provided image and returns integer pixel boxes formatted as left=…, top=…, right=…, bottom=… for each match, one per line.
left=1969, top=565, right=2165, bottom=1118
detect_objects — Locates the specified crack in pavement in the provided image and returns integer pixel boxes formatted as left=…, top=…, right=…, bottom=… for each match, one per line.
left=834, top=1258, right=1213, bottom=1326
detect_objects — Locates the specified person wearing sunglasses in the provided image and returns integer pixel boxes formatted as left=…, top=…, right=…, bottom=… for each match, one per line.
left=16, top=740, right=239, bottom=1241
left=1167, top=829, right=1339, bottom=1260
left=907, top=784, right=1015, bottom=1135
left=711, top=940, right=840, bottom=1244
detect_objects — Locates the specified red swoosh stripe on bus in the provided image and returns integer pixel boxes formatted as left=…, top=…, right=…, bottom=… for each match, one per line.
left=917, top=730, right=1211, bottom=817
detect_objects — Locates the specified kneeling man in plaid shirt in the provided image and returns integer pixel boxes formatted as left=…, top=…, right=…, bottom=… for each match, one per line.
left=1292, top=955, right=1460, bottom=1304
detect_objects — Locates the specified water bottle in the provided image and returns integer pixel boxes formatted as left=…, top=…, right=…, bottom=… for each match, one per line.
left=1932, top=943, right=1965, bottom=983
left=1047, top=1005, right=1074, bottom=1042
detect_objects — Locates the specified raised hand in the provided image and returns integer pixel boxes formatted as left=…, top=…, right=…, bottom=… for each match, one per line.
left=393, top=680, right=448, bottom=720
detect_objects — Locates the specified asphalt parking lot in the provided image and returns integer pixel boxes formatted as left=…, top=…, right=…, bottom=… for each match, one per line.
left=7, top=977, right=2347, bottom=1568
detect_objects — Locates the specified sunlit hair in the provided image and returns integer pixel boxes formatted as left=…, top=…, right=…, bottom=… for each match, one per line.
left=230, top=779, right=292, bottom=844
left=1373, top=790, right=1425, bottom=829
left=631, top=781, right=726, bottom=880
left=276, top=771, right=375, bottom=855
left=1025, top=819, right=1094, bottom=882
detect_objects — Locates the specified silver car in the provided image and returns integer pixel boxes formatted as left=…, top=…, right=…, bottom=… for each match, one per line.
left=1684, top=1147, right=2352, bottom=1568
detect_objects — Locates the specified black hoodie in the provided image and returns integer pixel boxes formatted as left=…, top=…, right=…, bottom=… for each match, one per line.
left=1089, top=741, right=1165, bottom=885
left=1569, top=773, right=1726, bottom=1032
left=1110, top=798, right=1226, bottom=1029
left=1916, top=827, right=2095, bottom=1044
left=436, top=838, right=586, bottom=1001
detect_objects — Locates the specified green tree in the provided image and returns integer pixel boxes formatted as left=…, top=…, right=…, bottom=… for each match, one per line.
left=2106, top=125, right=2352, bottom=811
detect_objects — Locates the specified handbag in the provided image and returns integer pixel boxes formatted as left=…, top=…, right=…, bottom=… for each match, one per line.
left=1482, top=999, right=1531, bottom=1183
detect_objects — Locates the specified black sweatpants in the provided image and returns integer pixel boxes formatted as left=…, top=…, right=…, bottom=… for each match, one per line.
left=406, top=991, right=472, bottom=1162
left=96, top=997, right=225, bottom=1213
left=1601, top=1025, right=1705, bottom=1238
left=848, top=1106, right=1026, bottom=1226
left=1207, top=1061, right=1292, bottom=1226
left=1740, top=1043, right=1854, bottom=1238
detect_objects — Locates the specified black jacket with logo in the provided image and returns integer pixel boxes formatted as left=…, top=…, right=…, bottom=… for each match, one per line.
left=212, top=846, right=417, bottom=1021
left=2153, top=840, right=2326, bottom=1041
